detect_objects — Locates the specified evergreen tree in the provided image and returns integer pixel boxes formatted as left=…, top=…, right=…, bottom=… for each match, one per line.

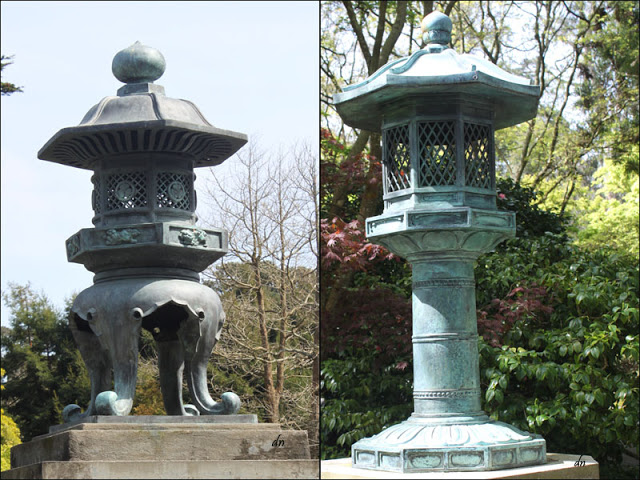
left=1, top=284, right=89, bottom=441
left=1, top=55, right=23, bottom=96
left=1, top=368, right=22, bottom=471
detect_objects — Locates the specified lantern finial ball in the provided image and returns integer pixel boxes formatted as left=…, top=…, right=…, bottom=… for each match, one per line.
left=421, top=11, right=452, bottom=46
left=112, top=41, right=166, bottom=84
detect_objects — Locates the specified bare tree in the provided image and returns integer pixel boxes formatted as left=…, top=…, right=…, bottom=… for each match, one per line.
left=200, top=140, right=318, bottom=453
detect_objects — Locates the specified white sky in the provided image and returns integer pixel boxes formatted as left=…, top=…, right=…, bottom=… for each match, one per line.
left=1, top=1, right=319, bottom=326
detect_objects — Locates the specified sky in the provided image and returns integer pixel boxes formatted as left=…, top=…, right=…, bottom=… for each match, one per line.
left=1, top=1, right=319, bottom=326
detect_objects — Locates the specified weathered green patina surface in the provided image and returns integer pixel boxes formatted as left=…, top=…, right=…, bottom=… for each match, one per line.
left=334, top=10, right=546, bottom=473
left=38, top=42, right=247, bottom=420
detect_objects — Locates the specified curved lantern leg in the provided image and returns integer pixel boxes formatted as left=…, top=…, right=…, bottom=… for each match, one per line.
left=179, top=304, right=240, bottom=415
left=94, top=309, right=141, bottom=417
left=157, top=339, right=198, bottom=416
left=63, top=314, right=112, bottom=422
left=65, top=278, right=241, bottom=419
left=95, top=364, right=137, bottom=416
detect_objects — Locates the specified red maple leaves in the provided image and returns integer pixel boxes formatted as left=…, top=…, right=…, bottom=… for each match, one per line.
left=477, top=284, right=554, bottom=347
left=321, top=217, right=395, bottom=270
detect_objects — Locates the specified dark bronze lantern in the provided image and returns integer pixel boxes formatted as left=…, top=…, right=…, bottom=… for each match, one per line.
left=38, top=42, right=247, bottom=419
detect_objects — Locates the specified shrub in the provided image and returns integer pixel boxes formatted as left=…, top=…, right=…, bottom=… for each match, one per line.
left=321, top=178, right=639, bottom=478
left=321, top=347, right=413, bottom=460
left=477, top=236, right=639, bottom=478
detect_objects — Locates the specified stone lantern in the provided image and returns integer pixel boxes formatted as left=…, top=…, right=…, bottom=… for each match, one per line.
left=38, top=42, right=247, bottom=419
left=333, top=11, right=546, bottom=472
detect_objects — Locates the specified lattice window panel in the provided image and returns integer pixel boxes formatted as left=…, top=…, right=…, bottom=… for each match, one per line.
left=383, top=124, right=411, bottom=192
left=464, top=123, right=492, bottom=189
left=157, top=172, right=192, bottom=210
left=91, top=175, right=102, bottom=214
left=106, top=172, right=147, bottom=210
left=418, top=121, right=457, bottom=186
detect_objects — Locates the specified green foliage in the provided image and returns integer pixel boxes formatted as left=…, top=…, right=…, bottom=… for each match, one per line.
left=322, top=179, right=639, bottom=478
left=476, top=236, right=639, bottom=477
left=532, top=157, right=640, bottom=260
left=0, top=284, right=88, bottom=441
left=321, top=348, right=413, bottom=460
left=1, top=55, right=23, bottom=96
left=1, top=368, right=22, bottom=472
left=573, top=160, right=639, bottom=257
left=475, top=177, right=570, bottom=307
left=0, top=407, right=21, bottom=471
left=575, top=1, right=639, bottom=176
left=496, top=177, right=567, bottom=240
left=131, top=347, right=165, bottom=416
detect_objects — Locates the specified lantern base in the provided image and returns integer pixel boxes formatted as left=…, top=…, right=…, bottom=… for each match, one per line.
left=351, top=416, right=546, bottom=472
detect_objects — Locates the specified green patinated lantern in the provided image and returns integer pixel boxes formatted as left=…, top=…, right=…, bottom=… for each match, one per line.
left=333, top=11, right=546, bottom=473
left=38, top=42, right=248, bottom=421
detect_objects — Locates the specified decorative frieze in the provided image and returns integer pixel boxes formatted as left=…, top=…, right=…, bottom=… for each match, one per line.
left=66, top=234, right=81, bottom=259
left=413, top=388, right=480, bottom=399
left=351, top=421, right=546, bottom=472
left=366, top=215, right=403, bottom=235
left=178, top=228, right=207, bottom=246
left=413, top=278, right=475, bottom=288
left=65, top=222, right=226, bottom=272
left=104, top=228, right=141, bottom=245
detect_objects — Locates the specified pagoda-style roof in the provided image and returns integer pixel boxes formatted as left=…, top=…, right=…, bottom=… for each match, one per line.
left=38, top=42, right=247, bottom=169
left=333, top=11, right=540, bottom=131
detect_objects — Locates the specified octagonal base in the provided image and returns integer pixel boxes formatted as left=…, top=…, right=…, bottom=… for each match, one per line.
left=352, top=417, right=546, bottom=472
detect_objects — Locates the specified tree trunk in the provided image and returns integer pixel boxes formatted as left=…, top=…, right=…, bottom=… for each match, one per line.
left=254, top=264, right=278, bottom=423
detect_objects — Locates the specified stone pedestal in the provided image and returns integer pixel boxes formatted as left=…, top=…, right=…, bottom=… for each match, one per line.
left=321, top=453, right=599, bottom=479
left=4, top=416, right=318, bottom=479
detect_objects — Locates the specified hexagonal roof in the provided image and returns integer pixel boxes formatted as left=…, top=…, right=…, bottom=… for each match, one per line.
left=38, top=42, right=247, bottom=169
left=333, top=11, right=540, bottom=131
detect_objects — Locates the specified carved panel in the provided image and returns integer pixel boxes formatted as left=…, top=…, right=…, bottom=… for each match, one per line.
left=106, top=172, right=147, bottom=210
left=409, top=211, right=468, bottom=228
left=66, top=234, right=81, bottom=259
left=383, top=124, right=411, bottom=192
left=178, top=228, right=207, bottom=246
left=418, top=121, right=457, bottom=187
left=464, top=123, right=492, bottom=189
left=367, top=215, right=403, bottom=235
left=104, top=228, right=141, bottom=245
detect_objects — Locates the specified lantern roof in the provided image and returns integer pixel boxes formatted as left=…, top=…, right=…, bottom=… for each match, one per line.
left=333, top=11, right=540, bottom=131
left=39, top=42, right=247, bottom=170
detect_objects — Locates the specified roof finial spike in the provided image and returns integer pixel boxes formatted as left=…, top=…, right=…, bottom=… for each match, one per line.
left=421, top=11, right=453, bottom=52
